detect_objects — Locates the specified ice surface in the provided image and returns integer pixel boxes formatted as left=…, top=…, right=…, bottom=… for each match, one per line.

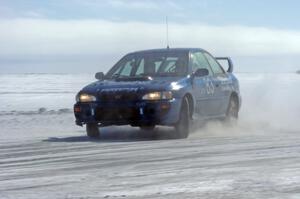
left=0, top=73, right=92, bottom=112
left=0, top=73, right=300, bottom=198
left=1, top=73, right=299, bottom=140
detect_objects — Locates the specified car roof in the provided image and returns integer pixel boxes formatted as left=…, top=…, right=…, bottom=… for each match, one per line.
left=128, top=48, right=206, bottom=55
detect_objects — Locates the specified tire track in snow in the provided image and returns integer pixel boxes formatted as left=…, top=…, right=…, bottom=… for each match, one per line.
left=1, top=133, right=300, bottom=198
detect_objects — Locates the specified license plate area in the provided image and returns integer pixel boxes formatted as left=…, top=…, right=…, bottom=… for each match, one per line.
left=95, top=107, right=139, bottom=121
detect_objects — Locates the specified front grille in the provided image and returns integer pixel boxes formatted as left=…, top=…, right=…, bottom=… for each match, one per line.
left=95, top=107, right=140, bottom=121
left=98, top=91, right=139, bottom=102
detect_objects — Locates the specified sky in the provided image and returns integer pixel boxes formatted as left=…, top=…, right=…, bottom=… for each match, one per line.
left=0, top=0, right=300, bottom=73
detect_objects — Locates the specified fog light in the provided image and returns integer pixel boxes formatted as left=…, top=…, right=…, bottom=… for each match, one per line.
left=74, top=107, right=81, bottom=113
left=160, top=103, right=170, bottom=110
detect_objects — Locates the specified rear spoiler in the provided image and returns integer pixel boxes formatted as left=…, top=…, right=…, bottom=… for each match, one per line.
left=215, top=57, right=233, bottom=73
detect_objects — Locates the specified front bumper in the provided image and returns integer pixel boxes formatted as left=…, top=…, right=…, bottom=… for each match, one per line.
left=74, top=99, right=181, bottom=127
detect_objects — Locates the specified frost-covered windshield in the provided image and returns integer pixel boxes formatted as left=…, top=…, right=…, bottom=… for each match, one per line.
left=106, top=51, right=188, bottom=78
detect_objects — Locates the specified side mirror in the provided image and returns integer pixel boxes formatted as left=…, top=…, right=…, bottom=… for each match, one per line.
left=194, top=68, right=209, bottom=77
left=95, top=72, right=105, bottom=80
left=215, top=57, right=234, bottom=73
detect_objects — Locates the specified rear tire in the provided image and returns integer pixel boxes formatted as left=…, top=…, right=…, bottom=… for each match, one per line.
left=225, top=97, right=239, bottom=124
left=174, top=97, right=190, bottom=139
left=86, top=123, right=100, bottom=138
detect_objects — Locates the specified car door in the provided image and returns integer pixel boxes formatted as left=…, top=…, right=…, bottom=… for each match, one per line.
left=190, top=51, right=216, bottom=118
left=203, top=52, right=231, bottom=116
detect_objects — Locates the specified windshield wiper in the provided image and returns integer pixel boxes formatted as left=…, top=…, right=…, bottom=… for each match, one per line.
left=156, top=72, right=177, bottom=77
left=137, top=73, right=154, bottom=78
left=111, top=74, right=128, bottom=79
left=111, top=73, right=153, bottom=81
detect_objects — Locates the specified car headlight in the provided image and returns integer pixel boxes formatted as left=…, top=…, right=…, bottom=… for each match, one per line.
left=142, top=91, right=173, bottom=100
left=76, top=93, right=96, bottom=102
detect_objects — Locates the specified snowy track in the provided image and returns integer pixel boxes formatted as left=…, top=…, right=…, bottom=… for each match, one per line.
left=1, top=73, right=300, bottom=198
left=1, top=128, right=300, bottom=199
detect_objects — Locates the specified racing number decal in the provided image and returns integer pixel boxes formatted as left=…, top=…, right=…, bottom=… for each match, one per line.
left=206, top=79, right=214, bottom=95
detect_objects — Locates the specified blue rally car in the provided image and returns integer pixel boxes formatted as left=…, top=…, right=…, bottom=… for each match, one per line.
left=74, top=48, right=241, bottom=139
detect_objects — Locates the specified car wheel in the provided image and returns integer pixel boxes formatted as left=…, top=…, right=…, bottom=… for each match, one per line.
left=225, top=97, right=239, bottom=123
left=86, top=123, right=100, bottom=138
left=140, top=125, right=155, bottom=131
left=175, top=97, right=190, bottom=139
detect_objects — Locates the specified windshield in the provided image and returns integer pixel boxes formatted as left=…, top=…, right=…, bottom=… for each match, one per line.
left=106, top=51, right=188, bottom=79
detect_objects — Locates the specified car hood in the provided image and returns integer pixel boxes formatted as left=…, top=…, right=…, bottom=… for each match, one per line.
left=81, top=77, right=185, bottom=94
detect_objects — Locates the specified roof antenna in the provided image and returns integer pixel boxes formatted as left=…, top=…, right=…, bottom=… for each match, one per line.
left=166, top=16, right=170, bottom=49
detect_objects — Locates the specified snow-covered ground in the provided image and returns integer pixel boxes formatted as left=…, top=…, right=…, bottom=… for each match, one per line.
left=0, top=73, right=300, bottom=198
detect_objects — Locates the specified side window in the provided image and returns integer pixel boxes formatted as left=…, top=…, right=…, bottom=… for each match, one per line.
left=191, top=52, right=213, bottom=75
left=204, top=53, right=224, bottom=74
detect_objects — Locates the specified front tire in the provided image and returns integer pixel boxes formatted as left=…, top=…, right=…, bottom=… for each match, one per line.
left=86, top=123, right=100, bottom=138
left=174, top=97, right=190, bottom=139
